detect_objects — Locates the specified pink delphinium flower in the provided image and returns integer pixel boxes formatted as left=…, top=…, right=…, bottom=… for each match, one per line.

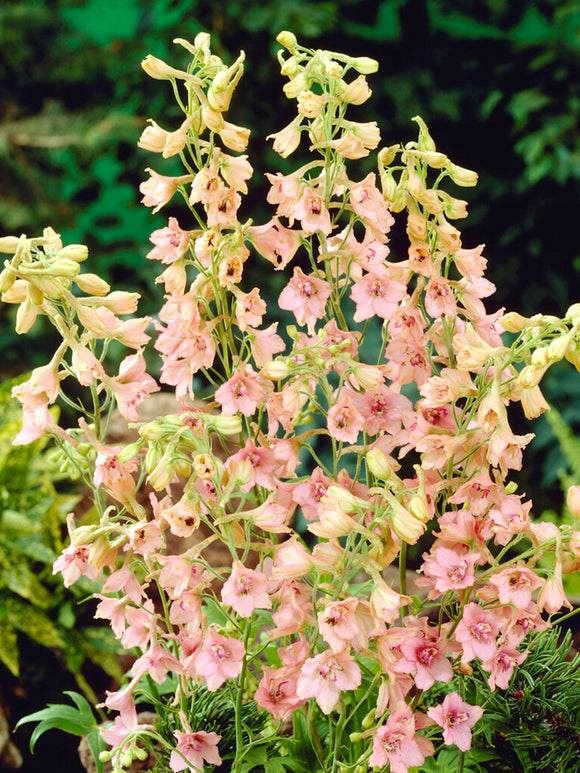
left=247, top=218, right=303, bottom=269
left=278, top=266, right=331, bottom=334
left=350, top=271, right=407, bottom=322
left=195, top=628, right=246, bottom=691
left=394, top=631, right=453, bottom=690
left=254, top=665, right=306, bottom=720
left=140, top=169, right=193, bottom=213
left=221, top=560, right=272, bottom=617
left=455, top=603, right=501, bottom=663
left=327, top=393, right=365, bottom=443
left=215, top=363, right=270, bottom=416
left=427, top=693, right=484, bottom=751
left=349, top=173, right=395, bottom=234
left=147, top=217, right=191, bottom=263
left=296, top=649, right=361, bottom=714
left=170, top=730, right=222, bottom=773
left=290, top=187, right=332, bottom=234
left=481, top=644, right=528, bottom=691
left=318, top=597, right=359, bottom=653
left=100, top=352, right=159, bottom=421
left=487, top=565, right=543, bottom=608
left=369, top=705, right=434, bottom=772
left=418, top=545, right=480, bottom=597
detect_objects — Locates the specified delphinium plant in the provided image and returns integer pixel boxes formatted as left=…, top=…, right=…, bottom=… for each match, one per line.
left=3, top=30, right=580, bottom=773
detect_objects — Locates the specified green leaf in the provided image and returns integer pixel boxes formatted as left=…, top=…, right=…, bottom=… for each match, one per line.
left=5, top=596, right=65, bottom=649
left=344, top=0, right=404, bottom=41
left=426, top=1, right=505, bottom=39
left=15, top=691, right=98, bottom=752
left=86, top=727, right=106, bottom=773
left=0, top=618, right=19, bottom=676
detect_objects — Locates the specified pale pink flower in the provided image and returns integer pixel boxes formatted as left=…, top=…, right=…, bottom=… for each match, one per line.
left=296, top=649, right=361, bottom=714
left=419, top=545, right=479, bottom=596
left=369, top=705, right=434, bottom=772
left=481, top=645, right=528, bottom=691
left=246, top=323, right=285, bottom=367
left=121, top=601, right=155, bottom=650
left=140, top=168, right=193, bottom=213
left=351, top=271, right=407, bottom=322
left=147, top=217, right=191, bottom=263
left=327, top=393, right=365, bottom=444
left=265, top=172, right=301, bottom=219
left=425, top=277, right=457, bottom=318
left=278, top=267, right=331, bottom=334
left=130, top=633, right=182, bottom=683
left=318, top=598, right=360, bottom=653
left=234, top=288, right=267, bottom=331
left=170, top=730, right=222, bottom=773
left=349, top=173, right=394, bottom=235
left=291, top=467, right=333, bottom=521
left=215, top=363, right=270, bottom=416
left=100, top=352, right=159, bottom=421
left=254, top=665, right=306, bottom=720
left=221, top=560, right=272, bottom=617
left=52, top=543, right=100, bottom=587
left=269, top=580, right=313, bottom=638
left=270, top=536, right=313, bottom=579
left=247, top=218, right=303, bottom=269
left=427, top=693, right=484, bottom=752
left=455, top=603, right=500, bottom=663
left=219, top=151, right=253, bottom=193
left=290, top=187, right=332, bottom=234
left=393, top=632, right=453, bottom=690
left=488, top=565, right=543, bottom=608
left=370, top=581, right=411, bottom=625
left=169, top=591, right=202, bottom=628
left=195, top=628, right=246, bottom=691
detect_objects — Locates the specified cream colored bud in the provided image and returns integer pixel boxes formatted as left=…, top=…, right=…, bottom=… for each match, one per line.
left=500, top=311, right=529, bottom=333
left=57, top=244, right=88, bottom=262
left=446, top=162, right=478, bottom=187
left=73, top=273, right=111, bottom=296
left=531, top=346, right=551, bottom=369
left=366, top=448, right=395, bottom=480
left=411, top=115, right=437, bottom=152
left=547, top=335, right=570, bottom=361
left=0, top=236, right=21, bottom=254
left=280, top=57, right=301, bottom=78
left=341, top=74, right=371, bottom=105
left=567, top=486, right=580, bottom=519
left=2, top=279, right=28, bottom=303
left=350, top=56, right=379, bottom=74
left=408, top=494, right=430, bottom=523
left=518, top=364, right=547, bottom=389
left=283, top=72, right=309, bottom=99
left=566, top=303, right=580, bottom=321
left=209, top=414, right=243, bottom=435
left=202, top=104, right=225, bottom=132
left=141, top=55, right=177, bottom=80
left=261, top=360, right=291, bottom=380
left=118, top=441, right=144, bottom=463
left=277, top=30, right=298, bottom=52
left=16, top=297, right=38, bottom=334
left=49, top=258, right=81, bottom=278
left=0, top=267, right=15, bottom=293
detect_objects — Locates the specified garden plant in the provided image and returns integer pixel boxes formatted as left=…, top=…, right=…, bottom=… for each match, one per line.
left=4, top=30, right=580, bottom=773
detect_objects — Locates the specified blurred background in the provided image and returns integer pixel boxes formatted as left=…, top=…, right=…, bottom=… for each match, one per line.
left=0, top=2, right=579, bottom=769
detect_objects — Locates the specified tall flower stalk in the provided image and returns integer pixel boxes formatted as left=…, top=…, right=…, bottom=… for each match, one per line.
left=3, top=30, right=580, bottom=773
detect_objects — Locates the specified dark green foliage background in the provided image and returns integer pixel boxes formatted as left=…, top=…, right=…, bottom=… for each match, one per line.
left=1, top=0, right=579, bottom=498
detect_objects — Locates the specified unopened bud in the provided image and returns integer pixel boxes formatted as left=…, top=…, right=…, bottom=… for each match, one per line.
left=366, top=448, right=395, bottom=479
left=350, top=56, right=379, bottom=75
left=349, top=732, right=364, bottom=743
left=501, top=311, right=529, bottom=333
left=74, top=273, right=111, bottom=295
left=261, top=360, right=291, bottom=380
left=408, top=494, right=430, bottom=523
left=57, top=244, right=88, bottom=262
left=412, top=115, right=437, bottom=152
left=209, top=414, right=243, bottom=435
left=547, top=335, right=570, bottom=361
left=0, top=267, right=15, bottom=293
left=0, top=236, right=21, bottom=254
left=118, top=441, right=144, bottom=463
left=276, top=30, right=298, bottom=52
left=16, top=297, right=38, bottom=334
left=49, top=258, right=81, bottom=278
left=446, top=161, right=478, bottom=187
left=531, top=346, right=551, bottom=369
left=141, top=55, right=176, bottom=80
left=568, top=485, right=580, bottom=520
left=566, top=303, right=580, bottom=321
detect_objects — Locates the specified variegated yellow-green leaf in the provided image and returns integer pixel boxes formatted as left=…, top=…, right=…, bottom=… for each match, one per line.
left=5, top=596, right=65, bottom=649
left=0, top=618, right=19, bottom=676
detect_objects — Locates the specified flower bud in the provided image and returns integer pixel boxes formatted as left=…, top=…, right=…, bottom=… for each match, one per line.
left=283, top=72, right=309, bottom=99
left=141, top=55, right=177, bottom=80
left=411, top=115, right=437, bottom=152
left=261, top=360, right=291, bottom=380
left=341, top=75, right=371, bottom=105
left=16, top=297, right=38, bottom=334
left=56, top=244, right=88, bottom=262
left=366, top=448, right=396, bottom=480
left=73, top=273, right=111, bottom=296
left=209, top=414, right=243, bottom=435
left=568, top=486, right=580, bottom=520
left=500, top=311, right=529, bottom=333
left=0, top=267, right=15, bottom=293
left=0, top=236, right=21, bottom=254
left=118, top=441, right=145, bottom=463
left=547, top=335, right=570, bottom=361
left=350, top=56, right=379, bottom=74
left=49, top=258, right=81, bottom=278
left=566, top=303, right=580, bottom=321
left=407, top=493, right=430, bottom=523
left=446, top=162, right=478, bottom=187
left=276, top=30, right=298, bottom=52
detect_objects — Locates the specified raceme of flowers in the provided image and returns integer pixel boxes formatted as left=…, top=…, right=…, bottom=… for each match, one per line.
left=2, top=29, right=580, bottom=773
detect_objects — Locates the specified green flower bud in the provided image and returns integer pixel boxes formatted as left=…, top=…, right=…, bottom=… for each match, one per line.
left=277, top=30, right=298, bottom=52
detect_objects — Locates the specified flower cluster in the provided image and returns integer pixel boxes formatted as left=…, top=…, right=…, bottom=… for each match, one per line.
left=3, top=30, right=580, bottom=773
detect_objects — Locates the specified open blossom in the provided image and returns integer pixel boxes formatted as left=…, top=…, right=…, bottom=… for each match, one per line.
left=140, top=168, right=193, bottom=213
left=254, top=665, right=306, bottom=720
left=327, top=393, right=365, bottom=443
left=195, top=628, right=246, bottom=691
left=221, top=560, right=272, bottom=617
left=455, top=603, right=501, bottom=663
left=290, top=187, right=332, bottom=234
left=351, top=271, right=407, bottom=322
left=369, top=705, right=434, bottom=772
left=296, top=649, right=361, bottom=714
left=318, top=598, right=359, bottom=653
left=278, top=266, right=331, bottom=334
left=215, top=363, right=270, bottom=416
left=427, top=693, right=484, bottom=752
left=170, top=730, right=222, bottom=773
left=147, top=217, right=191, bottom=263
